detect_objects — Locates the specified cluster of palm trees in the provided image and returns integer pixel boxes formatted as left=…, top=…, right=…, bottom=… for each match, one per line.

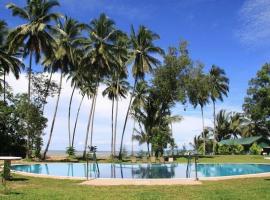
left=186, top=65, right=229, bottom=154
left=1, top=0, right=165, bottom=159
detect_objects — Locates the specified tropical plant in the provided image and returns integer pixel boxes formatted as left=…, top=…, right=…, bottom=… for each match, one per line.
left=186, top=67, right=209, bottom=155
left=7, top=0, right=61, bottom=101
left=208, top=65, right=229, bottom=153
left=249, top=143, right=261, bottom=155
left=0, top=20, right=24, bottom=102
left=119, top=25, right=164, bottom=159
left=42, top=17, right=78, bottom=159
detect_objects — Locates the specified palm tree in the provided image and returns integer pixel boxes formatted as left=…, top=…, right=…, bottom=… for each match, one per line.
left=187, top=71, right=209, bottom=155
left=0, top=20, right=24, bottom=102
left=42, top=17, right=77, bottom=159
left=81, top=14, right=119, bottom=156
left=130, top=81, right=148, bottom=156
left=62, top=18, right=86, bottom=148
left=102, top=75, right=129, bottom=157
left=119, top=25, right=164, bottom=159
left=7, top=0, right=61, bottom=101
left=208, top=65, right=229, bottom=152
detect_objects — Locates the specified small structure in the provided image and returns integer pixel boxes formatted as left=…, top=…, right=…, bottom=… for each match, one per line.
left=0, top=156, right=21, bottom=180
left=219, top=136, right=270, bottom=152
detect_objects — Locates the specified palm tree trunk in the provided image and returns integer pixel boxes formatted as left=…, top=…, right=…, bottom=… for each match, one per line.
left=83, top=96, right=95, bottom=159
left=119, top=78, right=137, bottom=159
left=3, top=71, right=6, bottom=104
left=26, top=52, right=33, bottom=159
left=147, top=142, right=150, bottom=157
left=111, top=98, right=114, bottom=157
left=43, top=70, right=63, bottom=160
left=200, top=105, right=206, bottom=155
left=113, top=94, right=119, bottom=157
left=131, top=120, right=135, bottom=156
left=68, top=86, right=76, bottom=147
left=42, top=70, right=53, bottom=113
left=89, top=93, right=98, bottom=147
left=212, top=99, right=216, bottom=154
left=71, top=95, right=85, bottom=148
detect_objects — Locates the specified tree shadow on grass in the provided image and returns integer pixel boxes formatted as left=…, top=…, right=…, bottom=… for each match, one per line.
left=9, top=177, right=28, bottom=182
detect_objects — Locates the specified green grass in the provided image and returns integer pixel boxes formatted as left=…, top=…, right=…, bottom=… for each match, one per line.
left=1, top=175, right=270, bottom=200
left=1, top=155, right=270, bottom=199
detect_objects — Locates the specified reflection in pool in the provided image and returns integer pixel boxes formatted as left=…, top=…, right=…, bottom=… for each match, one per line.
left=11, top=163, right=270, bottom=179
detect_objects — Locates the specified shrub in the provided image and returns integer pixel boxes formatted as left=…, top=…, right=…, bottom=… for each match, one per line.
left=217, top=144, right=244, bottom=155
left=66, top=146, right=76, bottom=157
left=218, top=144, right=231, bottom=155
left=231, top=144, right=244, bottom=155
left=249, top=143, right=262, bottom=155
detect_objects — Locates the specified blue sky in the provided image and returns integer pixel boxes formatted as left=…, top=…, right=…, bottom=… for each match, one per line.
left=1, top=0, right=270, bottom=152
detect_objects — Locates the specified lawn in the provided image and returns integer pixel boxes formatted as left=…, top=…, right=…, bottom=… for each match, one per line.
left=1, top=155, right=270, bottom=200
left=1, top=175, right=270, bottom=200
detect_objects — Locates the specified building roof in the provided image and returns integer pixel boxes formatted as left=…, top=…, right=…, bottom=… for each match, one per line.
left=219, top=136, right=264, bottom=146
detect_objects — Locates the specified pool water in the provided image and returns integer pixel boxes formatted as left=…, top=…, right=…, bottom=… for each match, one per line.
left=11, top=163, right=270, bottom=179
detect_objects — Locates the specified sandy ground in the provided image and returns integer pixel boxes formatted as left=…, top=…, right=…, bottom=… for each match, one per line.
left=80, top=178, right=202, bottom=186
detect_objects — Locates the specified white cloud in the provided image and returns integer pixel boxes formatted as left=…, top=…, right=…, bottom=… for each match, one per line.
left=237, top=0, right=270, bottom=47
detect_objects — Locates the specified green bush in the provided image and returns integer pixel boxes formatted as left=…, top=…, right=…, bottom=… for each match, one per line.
left=231, top=144, right=244, bottom=155
left=218, top=144, right=231, bottom=155
left=217, top=144, right=244, bottom=155
left=249, top=143, right=262, bottom=155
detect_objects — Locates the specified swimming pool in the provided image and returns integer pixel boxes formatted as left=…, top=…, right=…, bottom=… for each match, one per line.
left=11, top=163, right=270, bottom=179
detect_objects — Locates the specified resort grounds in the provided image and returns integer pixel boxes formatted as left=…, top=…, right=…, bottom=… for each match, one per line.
left=1, top=155, right=270, bottom=200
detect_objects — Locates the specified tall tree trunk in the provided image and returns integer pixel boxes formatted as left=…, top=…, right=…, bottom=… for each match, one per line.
left=111, top=98, right=114, bottom=157
left=131, top=120, right=135, bottom=156
left=212, top=99, right=216, bottom=154
left=68, top=86, right=76, bottom=147
left=83, top=96, right=95, bottom=159
left=113, top=77, right=120, bottom=157
left=3, top=70, right=6, bottom=104
left=71, top=95, right=85, bottom=148
left=89, top=93, right=97, bottom=147
left=42, top=70, right=53, bottom=113
left=147, top=142, right=150, bottom=157
left=43, top=70, right=63, bottom=160
left=119, top=78, right=137, bottom=159
left=200, top=105, right=206, bottom=155
left=113, top=94, right=119, bottom=157
left=26, top=52, right=33, bottom=159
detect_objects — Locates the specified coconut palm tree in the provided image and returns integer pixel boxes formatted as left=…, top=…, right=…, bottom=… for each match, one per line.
left=130, top=81, right=148, bottom=156
left=42, top=17, right=77, bottom=159
left=0, top=20, right=24, bottom=102
left=61, top=18, right=86, bottom=148
left=81, top=14, right=119, bottom=157
left=102, top=75, right=129, bottom=157
left=208, top=65, right=229, bottom=152
left=119, top=25, right=164, bottom=159
left=7, top=0, right=61, bottom=101
left=186, top=71, right=210, bottom=155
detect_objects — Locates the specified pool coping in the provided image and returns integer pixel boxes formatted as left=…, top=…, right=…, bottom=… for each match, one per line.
left=10, top=162, right=270, bottom=184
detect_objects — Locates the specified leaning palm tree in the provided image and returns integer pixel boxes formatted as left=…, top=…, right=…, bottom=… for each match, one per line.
left=208, top=65, right=229, bottom=152
left=119, top=25, right=164, bottom=159
left=42, top=18, right=76, bottom=160
left=0, top=20, right=24, bottom=102
left=7, top=0, right=61, bottom=101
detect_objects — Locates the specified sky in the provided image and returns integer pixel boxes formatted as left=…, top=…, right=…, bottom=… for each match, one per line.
left=1, top=0, right=270, bottom=152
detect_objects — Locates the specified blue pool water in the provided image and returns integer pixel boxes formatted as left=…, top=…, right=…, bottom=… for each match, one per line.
left=11, top=163, right=270, bottom=179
